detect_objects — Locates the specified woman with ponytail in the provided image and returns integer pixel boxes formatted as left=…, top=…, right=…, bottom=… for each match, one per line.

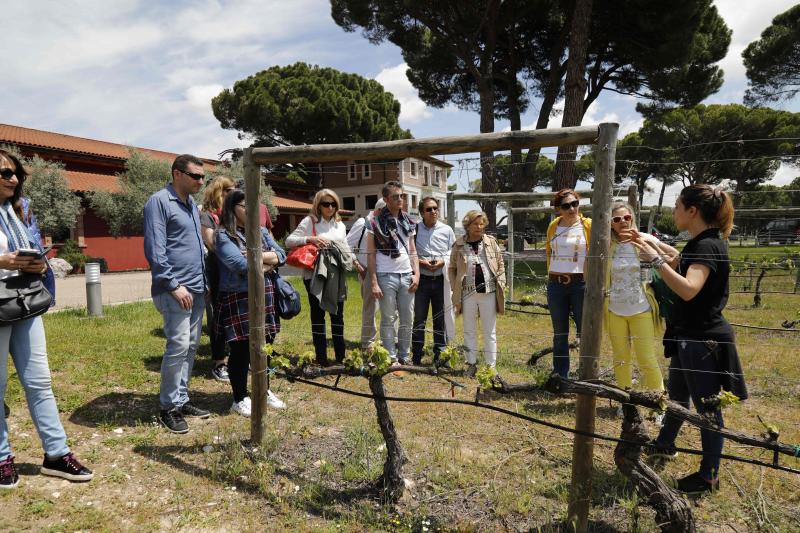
left=632, top=184, right=747, bottom=496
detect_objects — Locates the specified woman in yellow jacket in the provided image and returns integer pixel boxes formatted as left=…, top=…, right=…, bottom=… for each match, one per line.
left=605, top=202, right=677, bottom=402
left=545, top=189, right=590, bottom=378
left=449, top=210, right=505, bottom=375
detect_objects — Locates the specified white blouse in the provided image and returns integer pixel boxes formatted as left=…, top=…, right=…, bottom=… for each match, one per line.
left=608, top=242, right=651, bottom=316
left=549, top=223, right=587, bottom=274
left=285, top=215, right=351, bottom=279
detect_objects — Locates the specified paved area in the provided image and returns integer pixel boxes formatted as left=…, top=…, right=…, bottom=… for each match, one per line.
left=50, top=266, right=305, bottom=311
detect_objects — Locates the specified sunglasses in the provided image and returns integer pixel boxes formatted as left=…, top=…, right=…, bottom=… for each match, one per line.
left=611, top=214, right=632, bottom=223
left=387, top=194, right=402, bottom=200
left=179, top=169, right=205, bottom=181
left=424, top=207, right=439, bottom=213
left=235, top=202, right=246, bottom=209
left=558, top=200, right=580, bottom=210
left=320, top=201, right=337, bottom=208
left=0, top=169, right=16, bottom=180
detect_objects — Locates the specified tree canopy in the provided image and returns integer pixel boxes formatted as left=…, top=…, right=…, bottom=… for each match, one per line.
left=743, top=5, right=800, bottom=105
left=212, top=62, right=411, bottom=147
left=89, top=149, right=172, bottom=237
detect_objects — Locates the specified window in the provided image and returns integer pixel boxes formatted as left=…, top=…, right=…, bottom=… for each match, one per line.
left=423, top=166, right=429, bottom=185
left=342, top=196, right=356, bottom=211
left=434, top=169, right=441, bottom=186
left=363, top=164, right=371, bottom=178
left=412, top=195, right=417, bottom=209
left=348, top=164, right=356, bottom=181
left=410, top=161, right=417, bottom=176
left=365, top=195, right=378, bottom=209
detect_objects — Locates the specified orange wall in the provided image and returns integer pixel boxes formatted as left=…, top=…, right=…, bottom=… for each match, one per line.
left=83, top=235, right=148, bottom=271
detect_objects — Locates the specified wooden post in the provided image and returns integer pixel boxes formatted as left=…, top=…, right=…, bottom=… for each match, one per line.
left=446, top=191, right=455, bottom=229
left=627, top=185, right=639, bottom=223
left=507, top=206, right=515, bottom=302
left=243, top=148, right=267, bottom=444
left=567, top=123, right=617, bottom=531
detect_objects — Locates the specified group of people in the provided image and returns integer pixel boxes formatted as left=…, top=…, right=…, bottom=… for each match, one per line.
left=0, top=149, right=742, bottom=498
left=547, top=185, right=744, bottom=496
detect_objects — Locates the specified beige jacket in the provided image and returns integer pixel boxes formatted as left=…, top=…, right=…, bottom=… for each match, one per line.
left=448, top=234, right=506, bottom=314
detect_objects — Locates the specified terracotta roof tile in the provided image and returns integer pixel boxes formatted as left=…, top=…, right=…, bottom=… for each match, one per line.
left=272, top=196, right=312, bottom=212
left=0, top=123, right=218, bottom=165
left=64, top=170, right=121, bottom=193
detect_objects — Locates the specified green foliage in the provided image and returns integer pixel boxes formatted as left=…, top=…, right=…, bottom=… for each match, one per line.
left=743, top=5, right=800, bottom=104
left=718, top=391, right=741, bottom=409
left=520, top=294, right=536, bottom=305
left=343, top=348, right=365, bottom=372
left=438, top=344, right=463, bottom=369
left=757, top=415, right=780, bottom=441
left=297, top=350, right=315, bottom=367
left=212, top=62, right=412, bottom=147
left=270, top=355, right=291, bottom=370
left=343, top=342, right=392, bottom=375
left=475, top=365, right=497, bottom=391
left=57, top=239, right=88, bottom=272
left=89, top=148, right=171, bottom=236
left=285, top=170, right=306, bottom=184
left=0, top=145, right=80, bottom=237
left=655, top=209, right=678, bottom=235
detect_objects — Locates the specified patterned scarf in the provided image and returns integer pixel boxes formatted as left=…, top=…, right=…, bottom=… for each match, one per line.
left=1, top=202, right=31, bottom=251
left=370, top=207, right=414, bottom=258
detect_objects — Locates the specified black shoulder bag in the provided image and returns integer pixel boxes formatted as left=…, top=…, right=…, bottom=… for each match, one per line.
left=0, top=273, right=53, bottom=325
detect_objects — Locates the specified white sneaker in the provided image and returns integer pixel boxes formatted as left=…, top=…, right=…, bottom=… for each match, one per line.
left=654, top=413, right=665, bottom=427
left=616, top=405, right=624, bottom=418
left=231, top=397, right=252, bottom=417
left=267, top=390, right=286, bottom=410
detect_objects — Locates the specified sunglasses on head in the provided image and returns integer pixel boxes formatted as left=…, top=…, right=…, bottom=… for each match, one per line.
left=558, top=199, right=580, bottom=210
left=179, top=168, right=204, bottom=181
left=0, top=169, right=16, bottom=180
left=320, top=201, right=337, bottom=208
left=612, top=214, right=632, bottom=223
left=424, top=206, right=439, bottom=213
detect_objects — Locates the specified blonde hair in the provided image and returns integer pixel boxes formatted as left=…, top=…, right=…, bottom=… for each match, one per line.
left=202, top=176, right=235, bottom=213
left=311, top=188, right=341, bottom=222
left=610, top=201, right=636, bottom=242
left=461, top=210, right=488, bottom=230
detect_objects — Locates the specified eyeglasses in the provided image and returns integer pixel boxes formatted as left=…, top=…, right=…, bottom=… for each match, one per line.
left=320, top=201, right=337, bottom=208
left=235, top=203, right=246, bottom=209
left=611, top=214, right=632, bottom=223
left=424, top=207, right=439, bottom=213
left=179, top=169, right=205, bottom=181
left=0, top=169, right=16, bottom=180
left=387, top=194, right=402, bottom=200
left=558, top=200, right=580, bottom=210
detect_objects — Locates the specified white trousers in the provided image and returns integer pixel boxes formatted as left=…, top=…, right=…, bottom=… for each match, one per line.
left=462, top=291, right=497, bottom=367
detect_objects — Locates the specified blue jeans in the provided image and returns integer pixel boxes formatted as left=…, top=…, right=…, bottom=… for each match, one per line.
left=153, top=291, right=205, bottom=410
left=377, top=272, right=414, bottom=361
left=546, top=279, right=585, bottom=378
left=0, top=316, right=70, bottom=461
left=656, top=337, right=725, bottom=480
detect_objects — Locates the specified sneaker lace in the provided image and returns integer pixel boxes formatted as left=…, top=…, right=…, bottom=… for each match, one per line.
left=62, top=453, right=83, bottom=472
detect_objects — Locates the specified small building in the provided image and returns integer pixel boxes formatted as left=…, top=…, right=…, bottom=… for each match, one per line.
left=312, top=156, right=452, bottom=224
left=0, top=123, right=316, bottom=271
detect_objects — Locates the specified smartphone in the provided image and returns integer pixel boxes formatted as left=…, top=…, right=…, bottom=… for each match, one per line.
left=16, top=245, right=53, bottom=258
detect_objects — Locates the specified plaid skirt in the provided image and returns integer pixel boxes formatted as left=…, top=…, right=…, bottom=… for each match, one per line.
left=214, top=275, right=280, bottom=343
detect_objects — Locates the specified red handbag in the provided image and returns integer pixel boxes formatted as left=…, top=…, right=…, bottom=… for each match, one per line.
left=286, top=219, right=318, bottom=270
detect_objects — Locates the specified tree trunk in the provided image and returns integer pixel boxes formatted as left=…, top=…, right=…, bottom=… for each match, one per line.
left=552, top=0, right=594, bottom=191
left=368, top=376, right=408, bottom=503
left=614, top=404, right=696, bottom=532
left=477, top=0, right=500, bottom=228
left=655, top=176, right=669, bottom=223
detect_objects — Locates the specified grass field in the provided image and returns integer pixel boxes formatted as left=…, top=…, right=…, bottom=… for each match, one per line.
left=1, top=269, right=799, bottom=532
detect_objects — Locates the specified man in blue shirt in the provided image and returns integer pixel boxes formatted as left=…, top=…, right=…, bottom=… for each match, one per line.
left=144, top=154, right=208, bottom=434
left=412, top=197, right=456, bottom=364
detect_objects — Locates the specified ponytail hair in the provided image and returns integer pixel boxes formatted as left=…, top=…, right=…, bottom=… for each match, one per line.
left=678, top=184, right=734, bottom=239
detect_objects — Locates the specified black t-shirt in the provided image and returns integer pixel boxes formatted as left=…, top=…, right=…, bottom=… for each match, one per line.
left=467, top=239, right=487, bottom=293
left=673, top=228, right=730, bottom=338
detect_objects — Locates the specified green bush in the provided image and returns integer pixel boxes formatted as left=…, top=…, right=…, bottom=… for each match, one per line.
left=58, top=240, right=89, bottom=273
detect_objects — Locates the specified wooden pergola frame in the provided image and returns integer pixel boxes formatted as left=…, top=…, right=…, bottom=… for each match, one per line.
left=242, top=123, right=619, bottom=531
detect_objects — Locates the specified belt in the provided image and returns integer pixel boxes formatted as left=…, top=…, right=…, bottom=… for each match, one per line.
left=549, top=272, right=584, bottom=284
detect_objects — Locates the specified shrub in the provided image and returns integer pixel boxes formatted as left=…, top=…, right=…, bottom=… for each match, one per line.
left=58, top=240, right=89, bottom=272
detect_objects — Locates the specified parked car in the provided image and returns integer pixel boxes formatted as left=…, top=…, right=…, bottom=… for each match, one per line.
left=650, top=227, right=677, bottom=246
left=756, top=218, right=800, bottom=245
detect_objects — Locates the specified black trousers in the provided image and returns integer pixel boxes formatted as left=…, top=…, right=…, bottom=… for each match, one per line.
left=205, top=255, right=226, bottom=363
left=227, top=340, right=250, bottom=402
left=303, top=279, right=345, bottom=364
left=411, top=275, right=446, bottom=364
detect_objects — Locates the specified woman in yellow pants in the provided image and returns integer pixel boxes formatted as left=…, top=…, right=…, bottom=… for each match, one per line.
left=605, top=203, right=678, bottom=408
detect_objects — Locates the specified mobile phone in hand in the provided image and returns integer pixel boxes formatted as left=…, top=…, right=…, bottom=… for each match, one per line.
left=16, top=245, right=53, bottom=259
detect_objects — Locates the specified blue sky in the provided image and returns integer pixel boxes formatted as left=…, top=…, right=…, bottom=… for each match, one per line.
left=3, top=0, right=799, bottom=209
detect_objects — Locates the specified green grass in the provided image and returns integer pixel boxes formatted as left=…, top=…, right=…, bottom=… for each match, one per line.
left=1, top=272, right=799, bottom=531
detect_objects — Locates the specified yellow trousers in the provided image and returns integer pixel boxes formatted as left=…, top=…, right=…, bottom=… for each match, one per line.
left=607, top=310, right=664, bottom=391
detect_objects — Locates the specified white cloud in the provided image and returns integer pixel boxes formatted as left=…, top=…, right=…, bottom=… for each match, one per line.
left=768, top=163, right=799, bottom=186
left=374, top=63, right=433, bottom=124
left=185, top=84, right=224, bottom=110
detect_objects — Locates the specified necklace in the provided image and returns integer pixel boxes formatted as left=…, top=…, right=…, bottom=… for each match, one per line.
left=554, top=222, right=581, bottom=263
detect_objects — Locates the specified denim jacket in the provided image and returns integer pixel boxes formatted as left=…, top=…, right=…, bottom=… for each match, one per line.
left=216, top=227, right=286, bottom=293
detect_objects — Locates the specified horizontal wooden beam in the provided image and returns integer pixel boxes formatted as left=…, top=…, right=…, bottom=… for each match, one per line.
left=250, top=126, right=599, bottom=164
left=453, top=190, right=595, bottom=202
left=510, top=206, right=650, bottom=215
left=733, top=207, right=800, bottom=216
